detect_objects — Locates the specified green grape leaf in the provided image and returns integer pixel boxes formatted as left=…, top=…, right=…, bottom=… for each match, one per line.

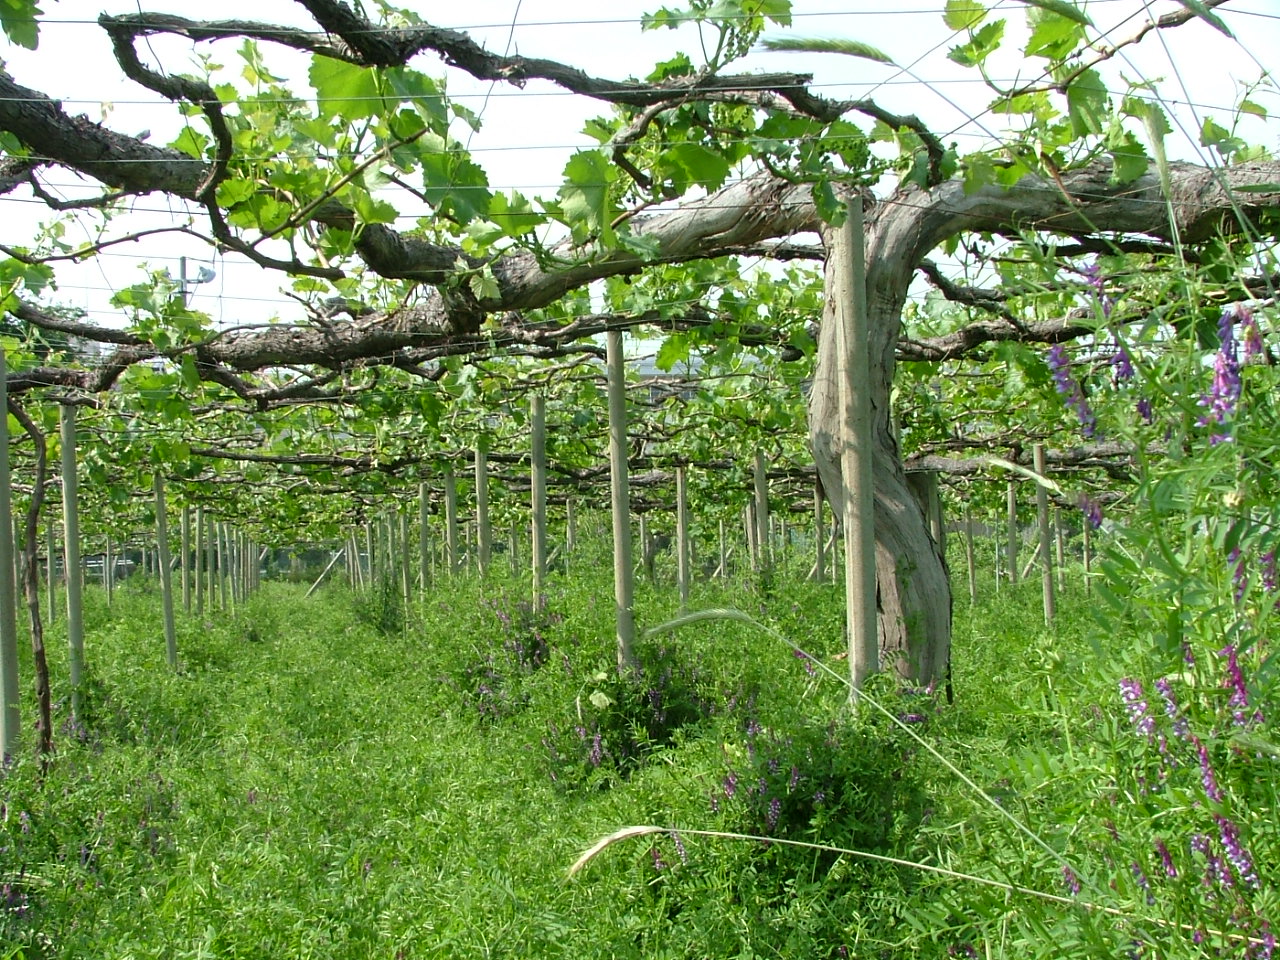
left=1016, top=0, right=1091, bottom=27
left=948, top=20, right=1004, bottom=67
left=309, top=55, right=382, bottom=122
left=0, top=0, right=41, bottom=49
left=665, top=142, right=732, bottom=192
left=1065, top=68, right=1108, bottom=137
left=1025, top=8, right=1084, bottom=59
left=943, top=0, right=986, bottom=30
left=558, top=151, right=616, bottom=245
left=1106, top=126, right=1150, bottom=184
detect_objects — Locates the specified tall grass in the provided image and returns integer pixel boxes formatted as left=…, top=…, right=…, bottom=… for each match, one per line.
left=1, top=545, right=1272, bottom=957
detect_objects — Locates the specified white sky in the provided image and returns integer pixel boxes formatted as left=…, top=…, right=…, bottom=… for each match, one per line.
left=2, top=1, right=1277, bottom=329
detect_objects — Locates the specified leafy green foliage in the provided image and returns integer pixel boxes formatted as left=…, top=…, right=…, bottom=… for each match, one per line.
left=0, top=0, right=40, bottom=49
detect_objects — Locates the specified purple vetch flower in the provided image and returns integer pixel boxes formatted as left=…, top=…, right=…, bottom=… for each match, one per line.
left=792, top=648, right=817, bottom=677
left=1111, top=332, right=1135, bottom=381
left=1062, top=865, right=1081, bottom=896
left=767, top=796, right=781, bottom=830
left=1078, top=494, right=1104, bottom=531
left=788, top=765, right=801, bottom=791
left=1119, top=678, right=1156, bottom=738
left=1239, top=305, right=1264, bottom=358
left=1047, top=344, right=1099, bottom=438
left=1136, top=396, right=1155, bottom=424
left=669, top=830, right=688, bottom=865
left=650, top=846, right=667, bottom=872
left=589, top=732, right=603, bottom=767
left=1155, top=838, right=1177, bottom=878
left=1154, top=678, right=1191, bottom=740
left=1219, top=644, right=1258, bottom=727
left=1230, top=549, right=1249, bottom=603
left=1194, top=738, right=1224, bottom=803
left=723, top=771, right=738, bottom=799
left=1255, top=921, right=1275, bottom=960
left=1217, top=815, right=1260, bottom=888
left=1262, top=552, right=1277, bottom=593
left=1081, top=259, right=1115, bottom=318
left=1191, top=833, right=1232, bottom=890
left=1198, top=306, right=1242, bottom=439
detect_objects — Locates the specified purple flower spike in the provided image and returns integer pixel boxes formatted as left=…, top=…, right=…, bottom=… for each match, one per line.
left=767, top=797, right=781, bottom=830
left=1078, top=494, right=1103, bottom=531
left=1198, top=306, right=1242, bottom=436
left=1239, top=305, right=1264, bottom=358
left=1219, top=644, right=1260, bottom=727
left=1194, top=738, right=1223, bottom=803
left=1229, top=549, right=1249, bottom=603
left=1081, top=259, right=1115, bottom=318
left=1154, top=678, right=1190, bottom=740
left=1155, top=838, right=1177, bottom=878
left=1119, top=678, right=1156, bottom=739
left=1111, top=332, right=1135, bottom=381
left=1216, top=815, right=1259, bottom=888
left=1047, top=344, right=1099, bottom=438
left=1262, top=552, right=1277, bottom=593
left=1062, top=865, right=1081, bottom=896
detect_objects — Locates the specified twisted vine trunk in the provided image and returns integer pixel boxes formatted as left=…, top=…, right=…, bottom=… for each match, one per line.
left=808, top=195, right=952, bottom=688
left=8, top=400, right=53, bottom=761
left=805, top=161, right=1277, bottom=686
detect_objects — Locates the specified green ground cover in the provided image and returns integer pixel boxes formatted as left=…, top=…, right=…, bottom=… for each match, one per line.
left=1, top=543, right=1274, bottom=958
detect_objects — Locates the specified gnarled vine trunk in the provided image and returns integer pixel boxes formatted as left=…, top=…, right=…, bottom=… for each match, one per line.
left=808, top=196, right=952, bottom=688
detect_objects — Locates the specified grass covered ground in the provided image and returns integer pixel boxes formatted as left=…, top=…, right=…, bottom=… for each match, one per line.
left=1, top=541, right=1272, bottom=958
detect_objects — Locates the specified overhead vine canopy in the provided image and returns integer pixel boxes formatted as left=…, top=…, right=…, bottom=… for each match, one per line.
left=3, top=0, right=1279, bottom=680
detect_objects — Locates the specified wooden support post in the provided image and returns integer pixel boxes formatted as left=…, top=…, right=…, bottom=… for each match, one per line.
left=1054, top=507, right=1067, bottom=595
left=104, top=533, right=115, bottom=606
left=1006, top=479, right=1019, bottom=585
left=180, top=505, right=192, bottom=613
left=606, top=330, right=636, bottom=669
left=474, top=451, right=490, bottom=577
left=531, top=394, right=547, bottom=600
left=217, top=522, right=229, bottom=611
left=60, top=405, right=85, bottom=720
left=306, top=547, right=345, bottom=599
left=753, top=451, right=769, bottom=573
left=964, top=501, right=978, bottom=605
left=45, top=520, right=56, bottom=625
left=836, top=193, right=878, bottom=695
left=0, top=348, right=22, bottom=755
left=444, top=469, right=459, bottom=575
left=418, top=481, right=431, bottom=593
left=814, top=478, right=827, bottom=583
left=1034, top=445, right=1056, bottom=624
left=399, top=510, right=412, bottom=610
left=154, top=475, right=178, bottom=670
left=1083, top=521, right=1093, bottom=596
left=566, top=499, right=577, bottom=558
left=718, top=518, right=728, bottom=580
left=638, top=514, right=649, bottom=581
left=676, top=466, right=690, bottom=606
left=194, top=505, right=205, bottom=616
